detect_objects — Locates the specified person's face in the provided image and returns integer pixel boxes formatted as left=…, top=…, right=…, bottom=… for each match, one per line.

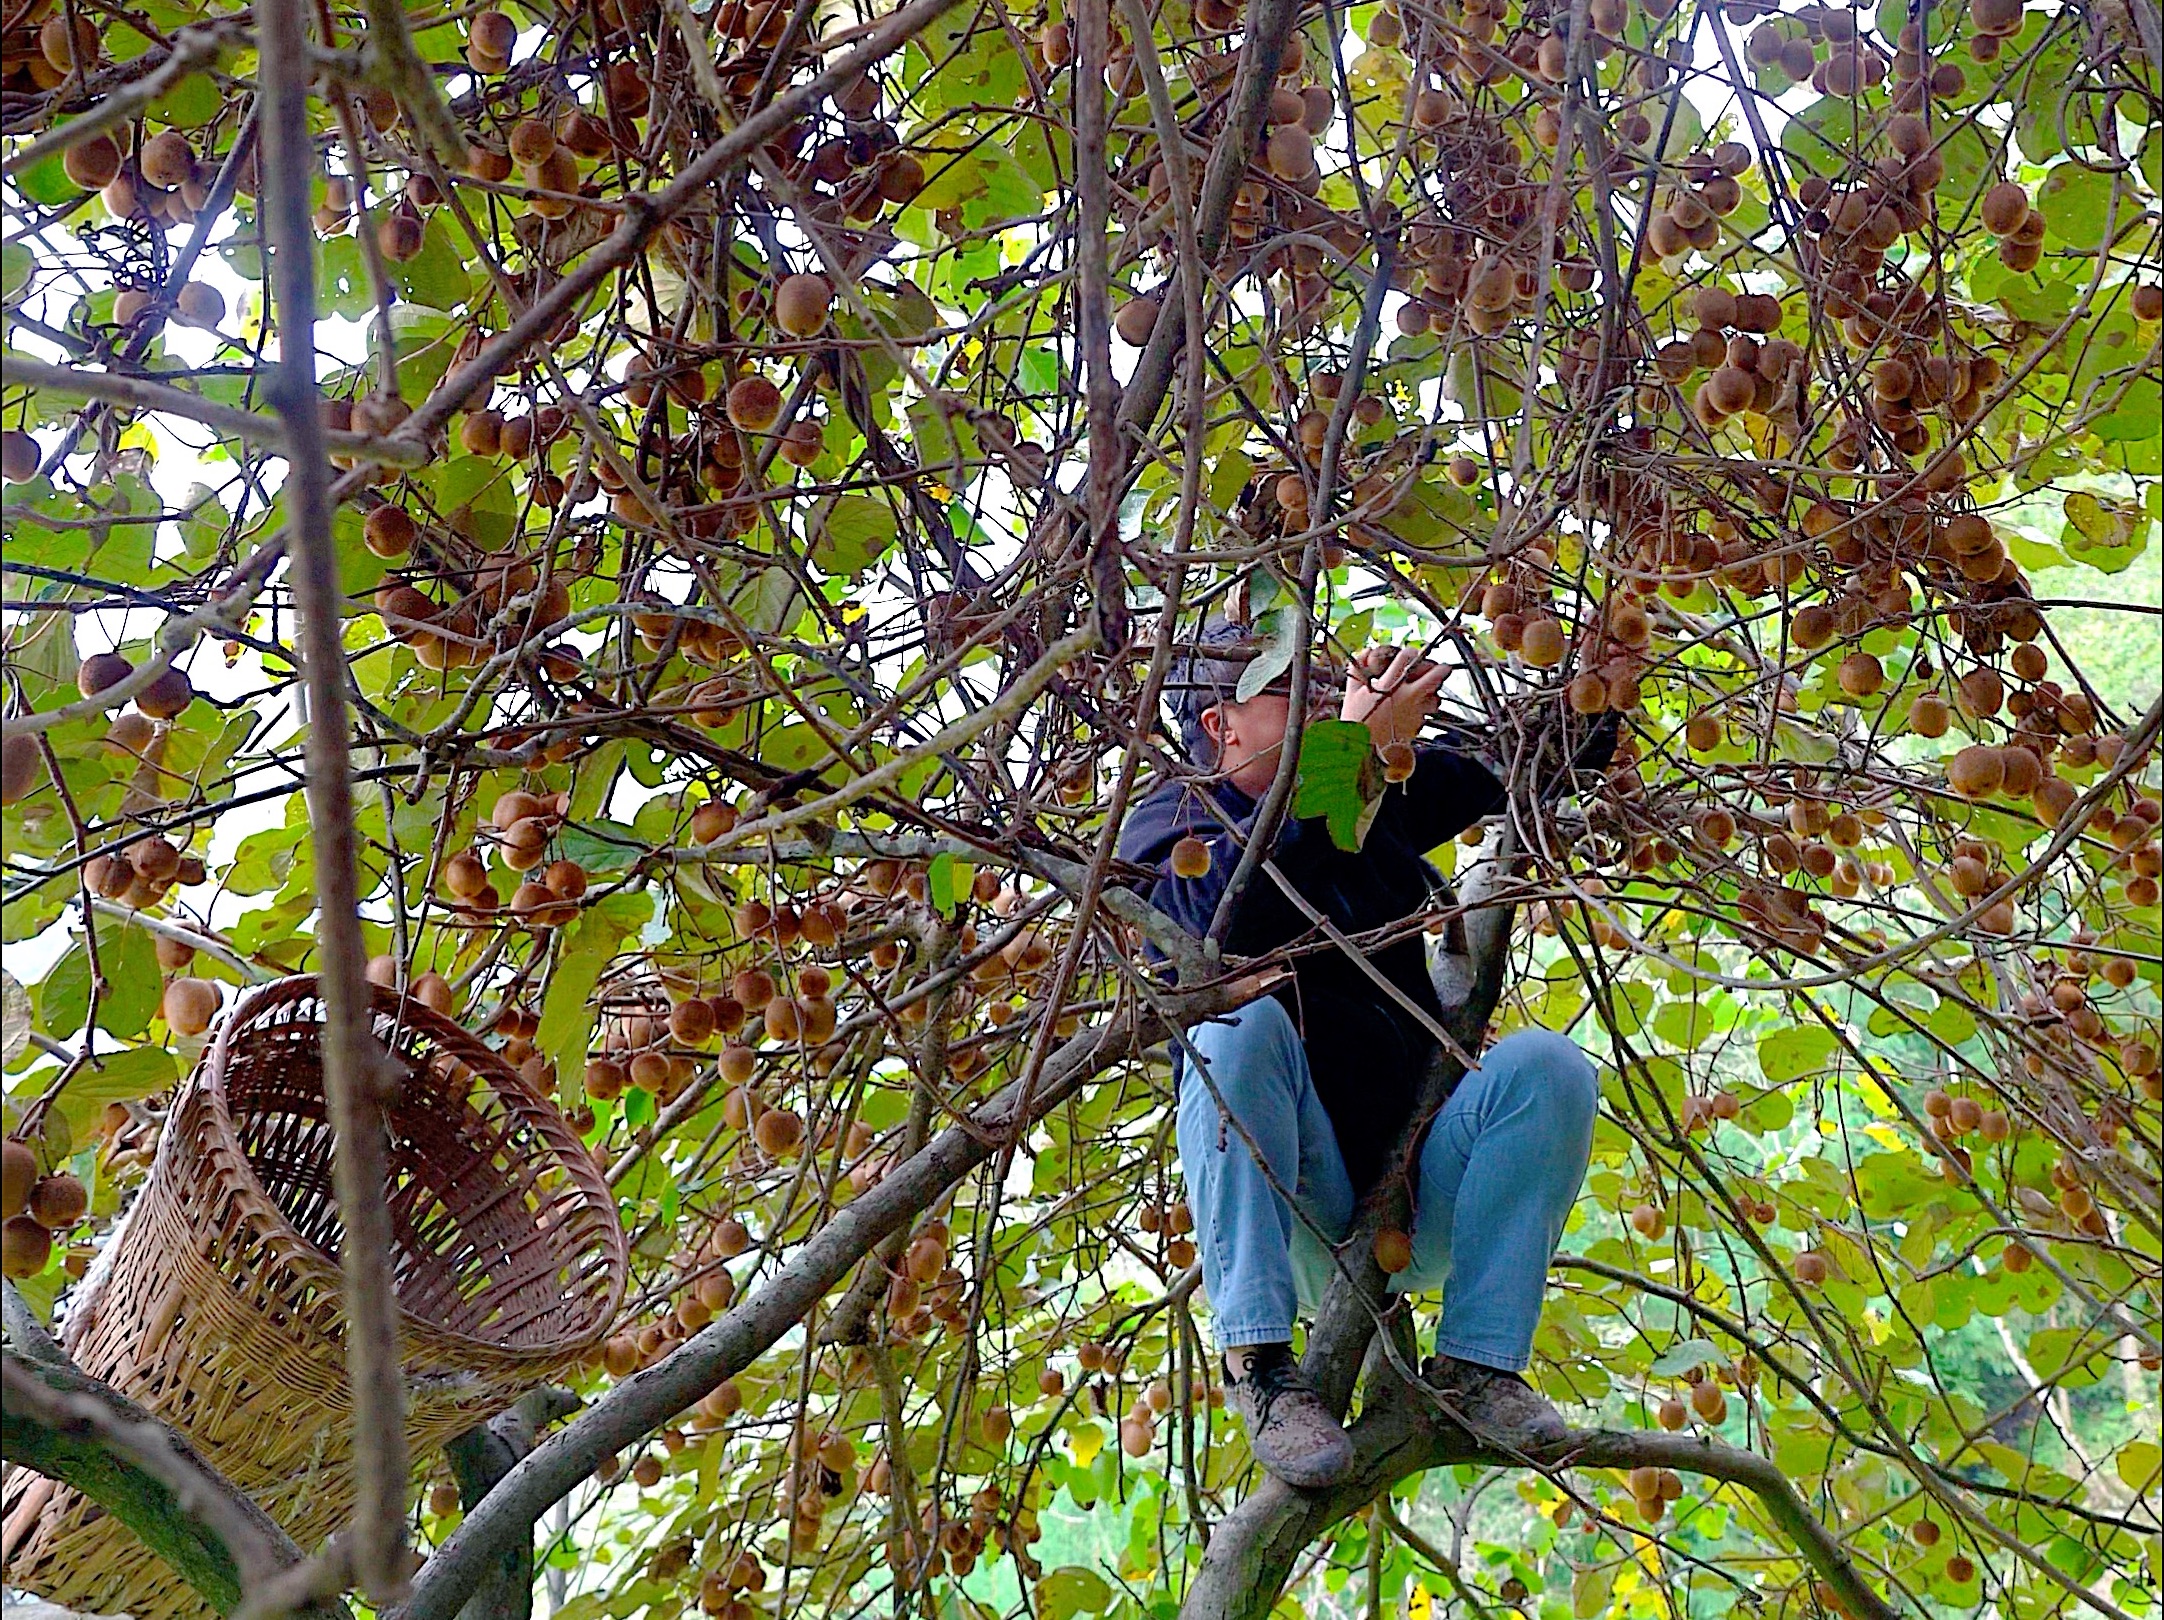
left=1200, top=694, right=1292, bottom=797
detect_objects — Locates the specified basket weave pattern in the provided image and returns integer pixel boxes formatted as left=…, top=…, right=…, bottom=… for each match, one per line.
left=2, top=977, right=626, bottom=1619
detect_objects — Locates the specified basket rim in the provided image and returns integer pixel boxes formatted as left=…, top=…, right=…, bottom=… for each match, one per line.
left=192, top=974, right=627, bottom=1363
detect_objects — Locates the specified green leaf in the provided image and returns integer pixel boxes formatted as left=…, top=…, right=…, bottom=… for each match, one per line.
left=59, top=1045, right=180, bottom=1115
left=1, top=242, right=33, bottom=306
left=1572, top=1564, right=1616, bottom=1620
left=1758, top=1025, right=1836, bottom=1083
left=926, top=852, right=972, bottom=918
left=2118, top=1440, right=2162, bottom=1492
left=2035, top=165, right=2123, bottom=252
left=540, top=891, right=651, bottom=1078
left=15, top=153, right=77, bottom=207
left=1236, top=613, right=1299, bottom=701
left=387, top=215, right=472, bottom=311
left=1293, top=719, right=1377, bottom=852
left=1783, top=96, right=1883, bottom=180
left=1650, top=1337, right=1720, bottom=1376
left=2060, top=490, right=2149, bottom=574
left=552, top=820, right=645, bottom=874
left=810, top=494, right=900, bottom=578
left=1034, top=1567, right=1113, bottom=1620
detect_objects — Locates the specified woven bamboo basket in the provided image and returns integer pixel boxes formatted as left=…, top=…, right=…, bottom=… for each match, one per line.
left=2, top=976, right=626, bottom=1620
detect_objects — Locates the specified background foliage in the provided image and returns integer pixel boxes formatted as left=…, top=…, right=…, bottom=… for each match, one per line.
left=0, top=0, right=2159, bottom=1609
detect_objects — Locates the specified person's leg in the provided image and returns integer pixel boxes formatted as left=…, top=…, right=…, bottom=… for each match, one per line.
left=1176, top=996, right=1359, bottom=1488
left=1402, top=1029, right=1598, bottom=1446
left=1176, top=997, right=1356, bottom=1355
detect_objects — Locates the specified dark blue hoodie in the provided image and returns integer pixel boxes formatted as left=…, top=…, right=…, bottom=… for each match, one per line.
left=1118, top=716, right=1615, bottom=1191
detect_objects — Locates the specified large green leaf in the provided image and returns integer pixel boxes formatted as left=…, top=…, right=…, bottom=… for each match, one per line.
left=539, top=891, right=652, bottom=1080
left=1293, top=718, right=1379, bottom=852
left=810, top=494, right=900, bottom=578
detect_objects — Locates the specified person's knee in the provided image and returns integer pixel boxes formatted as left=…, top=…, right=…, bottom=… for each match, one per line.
left=1187, top=998, right=1304, bottom=1112
left=1484, top=1030, right=1599, bottom=1134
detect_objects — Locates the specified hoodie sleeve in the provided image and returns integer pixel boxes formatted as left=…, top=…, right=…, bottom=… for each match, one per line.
left=1372, top=708, right=1618, bottom=849
left=1372, top=742, right=1507, bottom=851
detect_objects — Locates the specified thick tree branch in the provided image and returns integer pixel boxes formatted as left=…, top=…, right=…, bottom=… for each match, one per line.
left=442, top=1389, right=581, bottom=1620
left=2, top=357, right=429, bottom=466
left=1, top=1351, right=344, bottom=1620
left=257, top=0, right=410, bottom=1599
left=1178, top=1364, right=1904, bottom=1620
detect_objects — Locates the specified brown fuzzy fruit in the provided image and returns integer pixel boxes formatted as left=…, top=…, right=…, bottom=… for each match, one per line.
left=1567, top=672, right=1609, bottom=715
left=364, top=504, right=417, bottom=558
left=1520, top=616, right=1566, bottom=667
left=0, top=429, right=40, bottom=483
left=63, top=132, right=123, bottom=191
left=39, top=14, right=99, bottom=71
left=135, top=665, right=194, bottom=719
left=691, top=800, right=738, bottom=843
left=1947, top=745, right=2005, bottom=799
left=2, top=734, right=47, bottom=806
left=726, top=375, right=783, bottom=432
left=26, top=1172, right=86, bottom=1230
left=1792, top=1250, right=1830, bottom=1285
left=175, top=282, right=224, bottom=327
left=1169, top=836, right=1211, bottom=879
left=509, top=118, right=557, bottom=165
left=753, top=1106, right=805, bottom=1156
left=2, top=1140, right=36, bottom=1218
left=139, top=131, right=196, bottom=189
left=1837, top=651, right=1884, bottom=697
left=1372, top=1228, right=1413, bottom=1272
left=773, top=273, right=833, bottom=337
left=1981, top=181, right=2029, bottom=235
left=378, top=209, right=425, bottom=263
left=471, top=8, right=517, bottom=56
left=163, top=977, right=220, bottom=1036
left=1908, top=693, right=1951, bottom=737
left=78, top=651, right=134, bottom=698
left=3, top=1216, right=53, bottom=1279
left=460, top=410, right=505, bottom=456
left=1114, top=295, right=1161, bottom=346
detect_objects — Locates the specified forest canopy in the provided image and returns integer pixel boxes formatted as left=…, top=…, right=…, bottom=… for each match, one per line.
left=0, top=0, right=2159, bottom=1611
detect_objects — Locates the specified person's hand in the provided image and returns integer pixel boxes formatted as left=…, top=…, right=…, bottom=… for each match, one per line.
left=1341, top=644, right=1448, bottom=751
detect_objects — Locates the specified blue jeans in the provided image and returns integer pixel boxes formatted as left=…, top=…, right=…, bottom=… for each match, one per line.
left=1176, top=997, right=1598, bottom=1371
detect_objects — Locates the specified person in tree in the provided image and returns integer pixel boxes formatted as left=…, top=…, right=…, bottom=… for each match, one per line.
left=1118, top=617, right=1617, bottom=1490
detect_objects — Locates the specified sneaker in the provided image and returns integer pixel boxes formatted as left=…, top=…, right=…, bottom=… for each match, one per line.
left=1228, top=1345, right=1356, bottom=1490
left=1422, top=1354, right=1571, bottom=1451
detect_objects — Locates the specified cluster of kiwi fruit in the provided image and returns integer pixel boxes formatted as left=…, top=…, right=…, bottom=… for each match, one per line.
left=2, top=0, right=98, bottom=93
left=433, top=787, right=585, bottom=927
left=1, top=1138, right=87, bottom=1279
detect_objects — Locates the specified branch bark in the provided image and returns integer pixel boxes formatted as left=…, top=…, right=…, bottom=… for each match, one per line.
left=1177, top=1364, right=1904, bottom=1620
left=391, top=973, right=1268, bottom=1620
left=2, top=356, right=429, bottom=466
left=442, top=1389, right=582, bottom=1620
left=1, top=1351, right=344, bottom=1620
left=257, top=0, right=410, bottom=1600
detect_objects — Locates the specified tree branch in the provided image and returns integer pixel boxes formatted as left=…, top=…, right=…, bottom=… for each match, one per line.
left=1179, top=1364, right=1903, bottom=1620
left=3, top=357, right=429, bottom=466
left=257, top=0, right=410, bottom=1599
left=1, top=1351, right=344, bottom=1620
left=442, top=1389, right=581, bottom=1620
